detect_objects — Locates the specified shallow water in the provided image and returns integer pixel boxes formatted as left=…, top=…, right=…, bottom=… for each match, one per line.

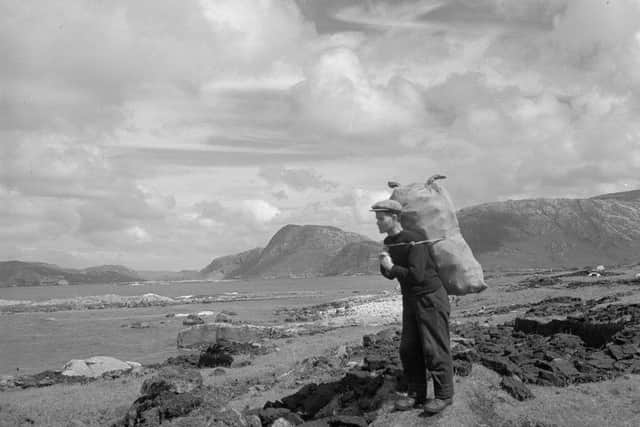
left=0, top=276, right=391, bottom=376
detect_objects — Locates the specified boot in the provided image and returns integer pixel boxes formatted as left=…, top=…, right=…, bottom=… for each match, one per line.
left=422, top=397, right=453, bottom=415
left=394, top=384, right=426, bottom=411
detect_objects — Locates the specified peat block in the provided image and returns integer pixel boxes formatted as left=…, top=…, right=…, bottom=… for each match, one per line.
left=453, top=300, right=640, bottom=386
left=264, top=373, right=390, bottom=421
left=197, top=343, right=234, bottom=368
left=514, top=317, right=625, bottom=348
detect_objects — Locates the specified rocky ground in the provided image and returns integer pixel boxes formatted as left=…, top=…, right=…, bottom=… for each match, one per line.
left=2, top=267, right=640, bottom=426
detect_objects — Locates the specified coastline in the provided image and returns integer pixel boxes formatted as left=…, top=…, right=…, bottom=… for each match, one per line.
left=2, top=270, right=640, bottom=426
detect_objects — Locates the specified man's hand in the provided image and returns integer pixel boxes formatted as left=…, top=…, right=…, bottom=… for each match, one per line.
left=379, top=252, right=393, bottom=271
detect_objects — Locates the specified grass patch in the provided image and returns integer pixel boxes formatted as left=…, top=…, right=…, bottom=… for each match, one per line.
left=0, top=376, right=145, bottom=427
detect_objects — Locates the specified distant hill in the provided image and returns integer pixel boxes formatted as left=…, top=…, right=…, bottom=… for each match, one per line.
left=0, top=261, right=142, bottom=287
left=458, top=190, right=640, bottom=270
left=324, top=240, right=382, bottom=276
left=200, top=248, right=263, bottom=280
left=201, top=225, right=379, bottom=280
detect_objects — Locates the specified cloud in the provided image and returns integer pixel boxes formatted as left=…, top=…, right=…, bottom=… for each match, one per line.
left=333, top=0, right=446, bottom=29
left=550, top=0, right=640, bottom=58
left=292, top=47, right=426, bottom=137
left=199, top=0, right=315, bottom=67
left=1, top=136, right=127, bottom=199
left=126, top=226, right=152, bottom=243
left=3, top=0, right=640, bottom=270
left=0, top=0, right=321, bottom=269
left=333, top=188, right=393, bottom=223
left=197, top=199, right=280, bottom=227
left=272, top=190, right=289, bottom=200
left=258, top=166, right=337, bottom=191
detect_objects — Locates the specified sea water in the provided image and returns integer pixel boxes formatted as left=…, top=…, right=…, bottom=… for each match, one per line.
left=0, top=276, right=391, bottom=376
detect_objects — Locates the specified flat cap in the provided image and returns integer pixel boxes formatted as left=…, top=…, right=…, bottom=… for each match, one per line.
left=370, top=199, right=402, bottom=213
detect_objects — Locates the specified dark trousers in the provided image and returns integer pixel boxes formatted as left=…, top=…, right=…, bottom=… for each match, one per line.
left=400, top=286, right=454, bottom=400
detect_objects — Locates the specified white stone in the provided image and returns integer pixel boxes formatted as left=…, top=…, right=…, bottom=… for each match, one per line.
left=62, top=356, right=132, bottom=378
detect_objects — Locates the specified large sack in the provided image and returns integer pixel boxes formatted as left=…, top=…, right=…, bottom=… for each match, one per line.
left=389, top=175, right=487, bottom=295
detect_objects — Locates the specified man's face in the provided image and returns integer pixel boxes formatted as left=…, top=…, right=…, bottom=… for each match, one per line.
left=375, top=211, right=397, bottom=234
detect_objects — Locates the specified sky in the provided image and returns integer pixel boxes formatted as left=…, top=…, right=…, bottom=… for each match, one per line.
left=2, top=0, right=640, bottom=270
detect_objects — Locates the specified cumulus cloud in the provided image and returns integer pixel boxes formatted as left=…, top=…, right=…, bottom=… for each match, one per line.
left=333, top=188, right=393, bottom=223
left=196, top=199, right=280, bottom=227
left=200, top=0, right=315, bottom=66
left=292, top=47, right=426, bottom=137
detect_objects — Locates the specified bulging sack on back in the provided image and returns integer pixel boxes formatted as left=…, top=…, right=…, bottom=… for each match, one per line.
left=389, top=175, right=487, bottom=296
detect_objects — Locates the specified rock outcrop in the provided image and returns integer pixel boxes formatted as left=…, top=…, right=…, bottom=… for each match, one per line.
left=116, top=366, right=204, bottom=426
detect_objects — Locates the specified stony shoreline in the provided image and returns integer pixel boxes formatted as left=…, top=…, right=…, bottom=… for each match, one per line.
left=0, top=292, right=353, bottom=314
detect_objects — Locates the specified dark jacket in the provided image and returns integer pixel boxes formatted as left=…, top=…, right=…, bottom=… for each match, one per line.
left=380, top=229, right=443, bottom=296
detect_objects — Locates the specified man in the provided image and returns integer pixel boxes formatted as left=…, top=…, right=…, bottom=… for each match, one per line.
left=371, top=199, right=454, bottom=415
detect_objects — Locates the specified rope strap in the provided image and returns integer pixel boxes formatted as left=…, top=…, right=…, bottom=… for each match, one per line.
left=385, top=238, right=445, bottom=248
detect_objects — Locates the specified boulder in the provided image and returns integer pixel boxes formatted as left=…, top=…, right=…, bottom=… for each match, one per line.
left=198, top=344, right=234, bottom=368
left=205, top=407, right=247, bottom=426
left=246, top=414, right=262, bottom=427
left=215, top=312, right=234, bottom=323
left=130, top=321, right=151, bottom=329
left=126, top=361, right=144, bottom=375
left=248, top=407, right=301, bottom=426
left=140, top=366, right=203, bottom=395
left=116, top=367, right=204, bottom=427
left=120, top=391, right=202, bottom=426
left=453, top=359, right=472, bottom=376
left=62, top=356, right=132, bottom=378
left=177, top=322, right=280, bottom=348
left=182, top=314, right=204, bottom=326
left=272, top=418, right=295, bottom=427
left=327, top=415, right=369, bottom=426
left=0, top=375, right=15, bottom=390
left=363, top=355, right=386, bottom=371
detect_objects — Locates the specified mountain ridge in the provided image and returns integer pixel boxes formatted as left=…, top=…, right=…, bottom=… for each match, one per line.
left=3, top=189, right=639, bottom=286
left=458, top=192, right=640, bottom=269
